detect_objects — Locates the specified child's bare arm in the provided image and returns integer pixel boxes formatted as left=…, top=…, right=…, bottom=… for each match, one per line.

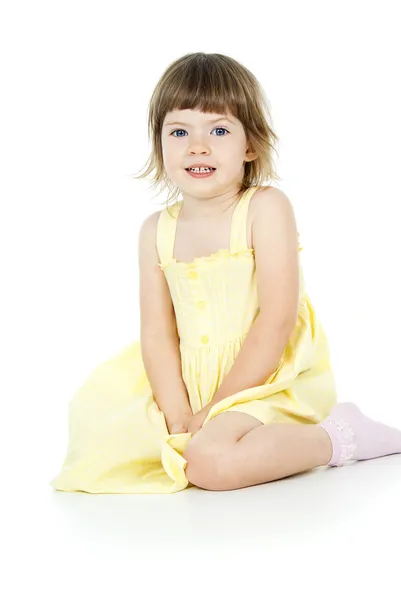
left=138, top=211, right=193, bottom=428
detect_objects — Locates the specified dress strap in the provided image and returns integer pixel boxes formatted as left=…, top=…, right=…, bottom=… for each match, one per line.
left=156, top=201, right=182, bottom=266
left=229, top=186, right=260, bottom=254
left=157, top=186, right=261, bottom=265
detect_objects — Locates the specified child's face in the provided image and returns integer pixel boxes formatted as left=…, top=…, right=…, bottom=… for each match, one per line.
left=161, top=108, right=255, bottom=195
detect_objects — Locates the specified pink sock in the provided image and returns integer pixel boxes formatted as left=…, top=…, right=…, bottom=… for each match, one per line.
left=317, top=402, right=401, bottom=467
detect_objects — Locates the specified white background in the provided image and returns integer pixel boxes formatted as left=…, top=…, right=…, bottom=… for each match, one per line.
left=1, top=0, right=400, bottom=597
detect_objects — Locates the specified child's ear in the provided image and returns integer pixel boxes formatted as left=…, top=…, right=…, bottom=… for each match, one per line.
left=245, top=149, right=258, bottom=162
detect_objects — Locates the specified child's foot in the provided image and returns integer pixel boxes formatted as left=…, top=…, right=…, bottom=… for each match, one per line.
left=317, top=402, right=401, bottom=467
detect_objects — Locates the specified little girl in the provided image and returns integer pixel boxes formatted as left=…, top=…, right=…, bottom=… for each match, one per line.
left=49, top=52, right=401, bottom=494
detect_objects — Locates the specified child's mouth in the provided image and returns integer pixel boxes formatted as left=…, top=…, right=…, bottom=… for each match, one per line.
left=185, top=168, right=216, bottom=178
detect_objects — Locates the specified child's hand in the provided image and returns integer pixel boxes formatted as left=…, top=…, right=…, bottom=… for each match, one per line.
left=186, top=405, right=212, bottom=435
left=166, top=411, right=193, bottom=435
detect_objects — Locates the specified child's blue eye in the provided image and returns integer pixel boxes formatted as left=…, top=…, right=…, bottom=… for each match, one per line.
left=170, top=127, right=229, bottom=137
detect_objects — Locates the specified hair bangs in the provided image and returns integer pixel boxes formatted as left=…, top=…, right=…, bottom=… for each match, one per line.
left=160, top=56, right=247, bottom=123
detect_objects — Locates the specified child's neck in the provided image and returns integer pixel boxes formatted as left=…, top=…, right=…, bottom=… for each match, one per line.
left=180, top=187, right=242, bottom=220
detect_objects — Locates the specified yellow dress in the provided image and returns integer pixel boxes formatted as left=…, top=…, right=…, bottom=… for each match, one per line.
left=49, top=185, right=337, bottom=494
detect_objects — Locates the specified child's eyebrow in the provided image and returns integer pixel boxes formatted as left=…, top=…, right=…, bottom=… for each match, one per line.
left=164, top=116, right=235, bottom=127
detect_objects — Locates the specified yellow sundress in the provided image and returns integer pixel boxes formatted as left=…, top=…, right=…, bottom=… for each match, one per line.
left=49, top=185, right=337, bottom=494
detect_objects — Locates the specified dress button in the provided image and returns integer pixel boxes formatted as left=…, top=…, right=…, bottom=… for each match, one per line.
left=197, top=300, right=206, bottom=309
left=200, top=335, right=209, bottom=344
left=188, top=270, right=198, bottom=279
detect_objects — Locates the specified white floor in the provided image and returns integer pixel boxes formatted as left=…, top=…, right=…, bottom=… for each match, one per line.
left=7, top=453, right=401, bottom=599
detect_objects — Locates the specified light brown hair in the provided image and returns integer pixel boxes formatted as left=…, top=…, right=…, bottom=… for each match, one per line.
left=132, top=52, right=281, bottom=210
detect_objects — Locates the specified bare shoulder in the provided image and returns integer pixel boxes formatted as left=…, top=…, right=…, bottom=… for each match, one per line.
left=138, top=209, right=162, bottom=245
left=250, top=186, right=294, bottom=239
left=138, top=209, right=163, bottom=266
left=250, top=185, right=292, bottom=215
left=139, top=209, right=162, bottom=235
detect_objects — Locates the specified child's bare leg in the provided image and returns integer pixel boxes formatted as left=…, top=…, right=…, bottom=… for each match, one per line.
left=229, top=401, right=401, bottom=489
left=222, top=423, right=333, bottom=490
left=185, top=402, right=401, bottom=490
